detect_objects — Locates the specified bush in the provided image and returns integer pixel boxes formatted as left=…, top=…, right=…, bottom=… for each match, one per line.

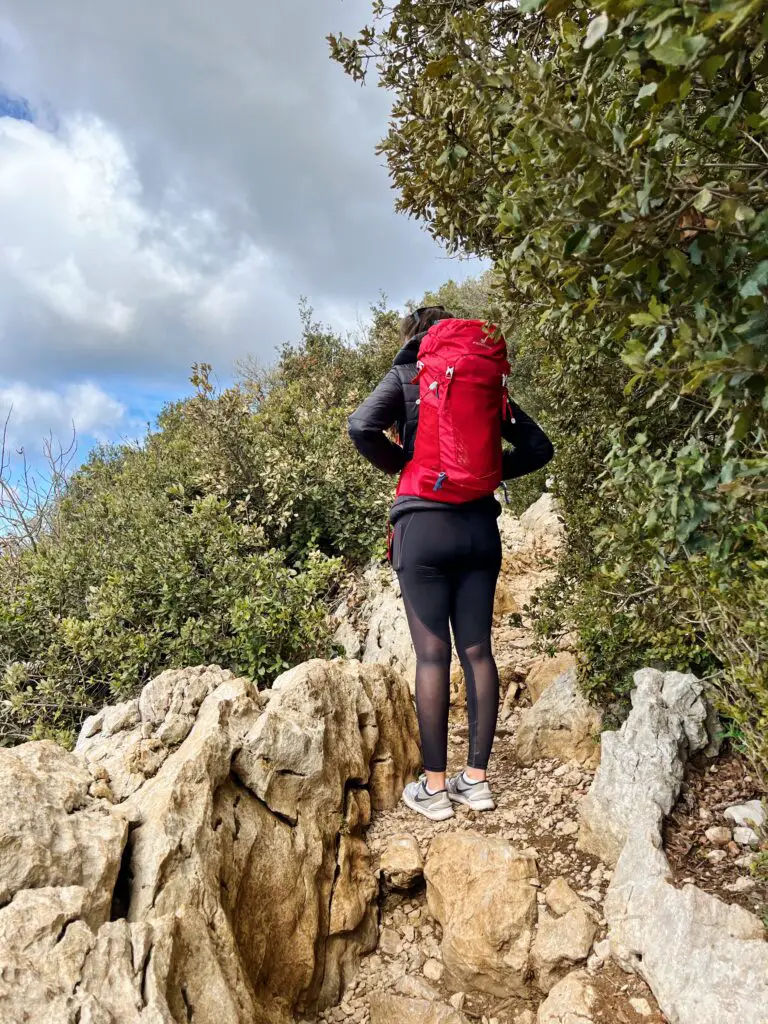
left=332, top=0, right=768, bottom=778
left=0, top=305, right=404, bottom=746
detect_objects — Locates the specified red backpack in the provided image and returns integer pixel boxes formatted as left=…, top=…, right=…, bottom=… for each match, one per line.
left=397, top=319, right=513, bottom=503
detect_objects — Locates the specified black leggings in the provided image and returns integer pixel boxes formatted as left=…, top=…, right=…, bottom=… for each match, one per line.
left=392, top=507, right=502, bottom=773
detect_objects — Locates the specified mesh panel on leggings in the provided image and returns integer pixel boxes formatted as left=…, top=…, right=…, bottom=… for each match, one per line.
left=458, top=637, right=499, bottom=770
left=401, top=591, right=452, bottom=773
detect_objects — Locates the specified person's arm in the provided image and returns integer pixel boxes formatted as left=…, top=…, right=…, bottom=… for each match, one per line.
left=501, top=401, right=554, bottom=479
left=348, top=369, right=407, bottom=475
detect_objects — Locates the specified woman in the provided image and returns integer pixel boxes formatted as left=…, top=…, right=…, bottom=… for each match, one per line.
left=348, top=306, right=553, bottom=820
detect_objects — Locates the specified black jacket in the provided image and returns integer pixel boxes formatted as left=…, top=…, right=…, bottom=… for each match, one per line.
left=348, top=332, right=554, bottom=519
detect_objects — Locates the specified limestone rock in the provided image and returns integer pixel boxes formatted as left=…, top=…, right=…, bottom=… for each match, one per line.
left=512, top=667, right=601, bottom=769
left=578, top=668, right=718, bottom=865
left=606, top=831, right=768, bottom=1024
left=425, top=833, right=538, bottom=996
left=532, top=879, right=599, bottom=993
left=379, top=927, right=401, bottom=956
left=423, top=957, right=444, bottom=982
left=725, top=877, right=756, bottom=893
left=380, top=834, right=424, bottom=890
left=494, top=579, right=522, bottom=620
left=361, top=568, right=416, bottom=684
left=0, top=886, right=177, bottom=1024
left=2, top=658, right=421, bottom=1024
left=704, top=826, right=732, bottom=846
left=500, top=673, right=521, bottom=722
left=395, top=976, right=441, bottom=1001
left=76, top=665, right=242, bottom=801
left=450, top=663, right=467, bottom=707
left=537, top=970, right=597, bottom=1024
left=573, top=666, right=768, bottom=1024
left=370, top=994, right=469, bottom=1024
left=733, top=826, right=760, bottom=846
left=333, top=616, right=363, bottom=661
left=495, top=495, right=565, bottom=616
left=525, top=653, right=578, bottom=705
left=0, top=741, right=127, bottom=928
left=724, top=800, right=766, bottom=831
left=630, top=997, right=653, bottom=1017
left=498, top=494, right=565, bottom=565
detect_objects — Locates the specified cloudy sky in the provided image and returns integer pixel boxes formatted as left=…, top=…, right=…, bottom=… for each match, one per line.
left=0, top=0, right=478, bottom=461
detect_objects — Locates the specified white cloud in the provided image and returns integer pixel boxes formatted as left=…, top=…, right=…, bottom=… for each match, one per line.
left=0, top=380, right=126, bottom=450
left=0, top=0, right=487, bottom=425
left=0, top=114, right=286, bottom=376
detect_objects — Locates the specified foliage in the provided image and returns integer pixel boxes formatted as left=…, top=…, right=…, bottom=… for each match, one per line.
left=0, top=305, right=404, bottom=746
left=332, top=0, right=768, bottom=777
left=240, top=302, right=401, bottom=561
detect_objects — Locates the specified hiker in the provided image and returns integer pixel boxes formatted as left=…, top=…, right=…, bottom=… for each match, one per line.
left=348, top=306, right=554, bottom=820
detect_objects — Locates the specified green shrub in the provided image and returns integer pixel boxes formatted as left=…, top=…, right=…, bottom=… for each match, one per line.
left=0, top=305, right=404, bottom=746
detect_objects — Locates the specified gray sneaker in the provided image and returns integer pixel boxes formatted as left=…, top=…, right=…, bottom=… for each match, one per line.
left=447, top=772, right=495, bottom=811
left=402, top=776, right=454, bottom=821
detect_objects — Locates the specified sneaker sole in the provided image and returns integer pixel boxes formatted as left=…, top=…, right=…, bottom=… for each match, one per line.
left=447, top=792, right=496, bottom=812
left=402, top=791, right=455, bottom=821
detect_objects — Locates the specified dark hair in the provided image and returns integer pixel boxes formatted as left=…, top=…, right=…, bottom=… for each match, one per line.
left=400, top=305, right=455, bottom=342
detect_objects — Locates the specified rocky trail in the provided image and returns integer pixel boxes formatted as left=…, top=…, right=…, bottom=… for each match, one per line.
left=303, top=499, right=661, bottom=1024
left=309, top=495, right=768, bottom=1024
left=0, top=496, right=765, bottom=1024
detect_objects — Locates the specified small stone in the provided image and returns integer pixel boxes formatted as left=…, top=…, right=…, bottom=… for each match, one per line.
left=448, top=993, right=466, bottom=1011
left=629, top=997, right=653, bottom=1017
left=89, top=780, right=114, bottom=802
left=705, top=849, right=727, bottom=865
left=514, top=1013, right=536, bottom=1024
left=393, top=975, right=441, bottom=1001
left=733, top=826, right=759, bottom=847
left=724, top=800, right=766, bottom=830
left=410, top=952, right=426, bottom=972
left=704, top=825, right=732, bottom=847
left=380, top=834, right=424, bottom=890
left=593, top=938, right=611, bottom=963
left=725, top=877, right=757, bottom=893
left=735, top=853, right=758, bottom=870
left=560, top=821, right=579, bottom=837
left=402, top=924, right=415, bottom=943
left=379, top=928, right=401, bottom=957
left=422, top=958, right=444, bottom=982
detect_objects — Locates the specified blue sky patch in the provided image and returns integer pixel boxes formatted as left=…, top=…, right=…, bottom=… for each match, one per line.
left=0, top=91, right=34, bottom=122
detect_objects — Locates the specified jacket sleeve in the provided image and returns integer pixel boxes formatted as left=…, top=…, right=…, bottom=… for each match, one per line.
left=348, top=369, right=407, bottom=475
left=501, top=401, right=554, bottom=480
